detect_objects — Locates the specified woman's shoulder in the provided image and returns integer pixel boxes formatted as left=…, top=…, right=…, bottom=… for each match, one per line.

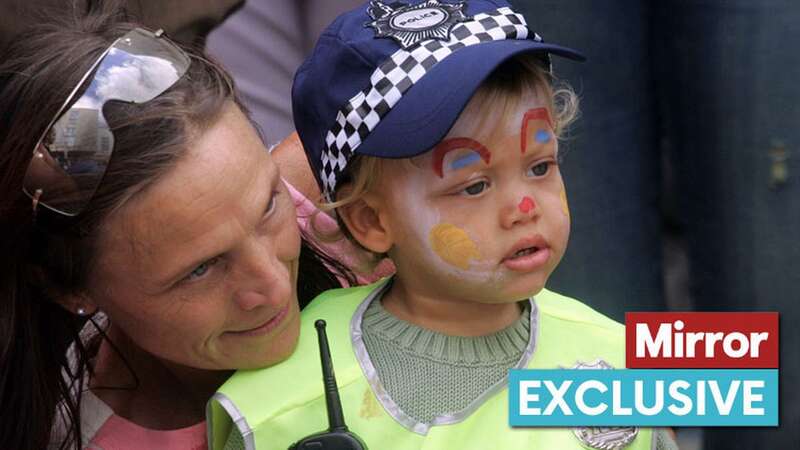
left=49, top=390, right=113, bottom=449
left=51, top=388, right=208, bottom=450
left=86, top=407, right=206, bottom=450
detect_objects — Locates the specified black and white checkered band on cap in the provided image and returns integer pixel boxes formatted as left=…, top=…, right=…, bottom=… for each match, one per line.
left=320, top=6, right=538, bottom=199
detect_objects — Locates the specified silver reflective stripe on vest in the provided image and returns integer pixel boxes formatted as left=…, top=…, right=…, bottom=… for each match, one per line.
left=349, top=278, right=540, bottom=435
left=210, top=392, right=256, bottom=450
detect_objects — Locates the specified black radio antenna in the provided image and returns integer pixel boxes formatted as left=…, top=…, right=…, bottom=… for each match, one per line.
left=317, top=319, right=347, bottom=431
left=288, top=320, right=368, bottom=450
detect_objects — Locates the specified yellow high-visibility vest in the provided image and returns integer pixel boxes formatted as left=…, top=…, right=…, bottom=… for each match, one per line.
left=208, top=280, right=653, bottom=450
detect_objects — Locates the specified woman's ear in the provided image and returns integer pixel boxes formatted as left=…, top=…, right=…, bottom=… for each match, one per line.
left=55, top=292, right=99, bottom=317
left=31, top=266, right=99, bottom=316
left=337, top=191, right=394, bottom=254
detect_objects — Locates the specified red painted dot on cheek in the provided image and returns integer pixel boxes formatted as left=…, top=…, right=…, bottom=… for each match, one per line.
left=518, top=196, right=535, bottom=213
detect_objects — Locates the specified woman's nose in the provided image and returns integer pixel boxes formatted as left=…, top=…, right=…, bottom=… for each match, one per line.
left=501, top=194, right=538, bottom=229
left=233, top=240, right=290, bottom=311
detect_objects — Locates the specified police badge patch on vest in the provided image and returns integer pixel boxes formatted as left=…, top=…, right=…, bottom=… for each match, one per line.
left=366, top=0, right=470, bottom=48
left=571, top=360, right=639, bottom=450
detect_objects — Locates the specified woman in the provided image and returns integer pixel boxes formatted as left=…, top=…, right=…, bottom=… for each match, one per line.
left=0, top=5, right=354, bottom=449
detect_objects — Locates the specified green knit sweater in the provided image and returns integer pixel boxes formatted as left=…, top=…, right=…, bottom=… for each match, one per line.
left=357, top=295, right=678, bottom=450
left=361, top=298, right=531, bottom=424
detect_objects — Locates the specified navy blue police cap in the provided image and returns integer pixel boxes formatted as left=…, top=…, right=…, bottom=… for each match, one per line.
left=292, top=0, right=584, bottom=198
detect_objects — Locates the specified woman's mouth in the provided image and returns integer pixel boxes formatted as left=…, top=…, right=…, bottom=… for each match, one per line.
left=229, top=302, right=291, bottom=337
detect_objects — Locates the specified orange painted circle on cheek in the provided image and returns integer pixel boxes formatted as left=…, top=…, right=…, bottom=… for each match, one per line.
left=429, top=223, right=481, bottom=270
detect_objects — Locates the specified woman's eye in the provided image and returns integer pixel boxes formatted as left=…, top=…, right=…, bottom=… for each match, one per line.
left=187, top=257, right=220, bottom=281
left=462, top=181, right=489, bottom=196
left=528, top=161, right=550, bottom=177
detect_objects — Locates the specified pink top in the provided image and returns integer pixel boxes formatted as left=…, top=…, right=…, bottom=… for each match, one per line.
left=75, top=181, right=393, bottom=449
left=285, top=179, right=395, bottom=285
left=87, top=415, right=207, bottom=450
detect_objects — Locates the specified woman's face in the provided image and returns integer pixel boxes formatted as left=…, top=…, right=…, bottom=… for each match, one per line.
left=86, top=104, right=302, bottom=371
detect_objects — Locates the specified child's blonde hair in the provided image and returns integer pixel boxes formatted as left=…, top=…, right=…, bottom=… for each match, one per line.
left=314, top=54, right=579, bottom=266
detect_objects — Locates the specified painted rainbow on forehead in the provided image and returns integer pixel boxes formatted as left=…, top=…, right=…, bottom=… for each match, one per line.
left=520, top=108, right=553, bottom=154
left=431, top=138, right=492, bottom=178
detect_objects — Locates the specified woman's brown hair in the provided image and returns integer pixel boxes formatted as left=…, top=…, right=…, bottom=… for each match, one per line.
left=0, top=3, right=350, bottom=449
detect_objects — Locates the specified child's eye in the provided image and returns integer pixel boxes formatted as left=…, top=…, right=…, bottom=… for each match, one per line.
left=186, top=257, right=220, bottom=281
left=528, top=161, right=551, bottom=177
left=461, top=181, right=489, bottom=196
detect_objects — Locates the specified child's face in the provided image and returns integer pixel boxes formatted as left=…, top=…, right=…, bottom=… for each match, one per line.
left=373, top=90, right=570, bottom=303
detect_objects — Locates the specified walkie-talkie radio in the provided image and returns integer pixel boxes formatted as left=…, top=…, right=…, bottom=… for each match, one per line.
left=289, top=320, right=368, bottom=450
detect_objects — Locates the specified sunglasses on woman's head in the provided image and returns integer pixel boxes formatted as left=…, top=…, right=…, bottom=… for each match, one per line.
left=23, top=28, right=190, bottom=217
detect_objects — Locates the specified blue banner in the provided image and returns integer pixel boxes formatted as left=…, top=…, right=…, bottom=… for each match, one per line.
left=508, top=369, right=778, bottom=426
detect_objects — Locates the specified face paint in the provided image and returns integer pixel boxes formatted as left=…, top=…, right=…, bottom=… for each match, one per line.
left=450, top=151, right=482, bottom=171
left=535, top=129, right=551, bottom=144
left=432, top=137, right=491, bottom=177
left=560, top=189, right=570, bottom=219
left=377, top=92, right=569, bottom=306
left=520, top=108, right=553, bottom=154
left=429, top=223, right=481, bottom=270
left=518, top=196, right=535, bottom=214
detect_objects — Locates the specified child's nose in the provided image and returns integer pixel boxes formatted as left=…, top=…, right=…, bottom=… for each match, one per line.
left=501, top=195, right=538, bottom=229
left=519, top=196, right=535, bottom=214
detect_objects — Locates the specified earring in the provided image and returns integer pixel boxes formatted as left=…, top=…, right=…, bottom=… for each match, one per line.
left=76, top=307, right=86, bottom=316
left=31, top=188, right=43, bottom=216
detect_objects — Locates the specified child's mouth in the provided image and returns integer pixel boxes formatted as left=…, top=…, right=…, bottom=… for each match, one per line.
left=511, top=247, right=538, bottom=258
left=502, top=236, right=550, bottom=272
left=502, top=247, right=550, bottom=271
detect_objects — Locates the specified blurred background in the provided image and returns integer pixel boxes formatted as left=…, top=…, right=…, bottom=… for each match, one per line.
left=511, top=3, right=800, bottom=448
left=2, top=0, right=797, bottom=448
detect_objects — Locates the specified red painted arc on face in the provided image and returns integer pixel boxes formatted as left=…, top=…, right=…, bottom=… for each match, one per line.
left=520, top=107, right=553, bottom=154
left=431, top=137, right=492, bottom=178
left=518, top=196, right=535, bottom=213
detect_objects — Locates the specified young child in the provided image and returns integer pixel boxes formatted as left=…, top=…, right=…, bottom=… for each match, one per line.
left=209, top=1, right=675, bottom=449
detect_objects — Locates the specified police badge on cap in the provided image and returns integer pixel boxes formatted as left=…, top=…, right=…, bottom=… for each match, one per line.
left=366, top=0, right=469, bottom=49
